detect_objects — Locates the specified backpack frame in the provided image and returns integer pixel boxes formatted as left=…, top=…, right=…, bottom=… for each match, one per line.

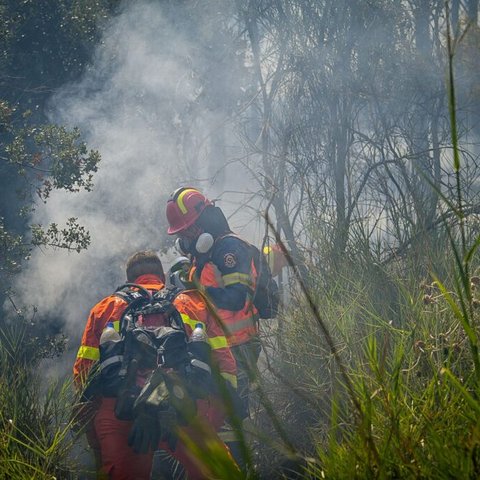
left=99, top=284, right=192, bottom=419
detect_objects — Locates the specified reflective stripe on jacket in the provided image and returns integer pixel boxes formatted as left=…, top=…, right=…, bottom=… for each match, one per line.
left=199, top=260, right=258, bottom=347
left=73, top=274, right=237, bottom=389
left=73, top=274, right=165, bottom=388
left=173, top=290, right=237, bottom=388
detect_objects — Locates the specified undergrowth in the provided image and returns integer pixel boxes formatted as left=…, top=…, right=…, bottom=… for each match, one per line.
left=0, top=317, right=82, bottom=479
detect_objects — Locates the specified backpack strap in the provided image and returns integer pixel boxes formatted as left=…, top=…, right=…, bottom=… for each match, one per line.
left=113, top=283, right=155, bottom=336
left=151, top=285, right=182, bottom=304
left=114, top=283, right=153, bottom=302
left=150, top=286, right=187, bottom=334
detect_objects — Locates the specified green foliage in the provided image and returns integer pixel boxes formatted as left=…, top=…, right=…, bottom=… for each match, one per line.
left=0, top=0, right=110, bottom=291
left=1, top=102, right=100, bottom=196
left=5, top=123, right=100, bottom=201
left=0, top=101, right=100, bottom=288
left=0, top=219, right=27, bottom=276
left=31, top=218, right=91, bottom=253
left=0, top=5, right=104, bottom=474
left=260, top=252, right=480, bottom=478
left=0, top=317, right=80, bottom=479
left=0, top=0, right=119, bottom=88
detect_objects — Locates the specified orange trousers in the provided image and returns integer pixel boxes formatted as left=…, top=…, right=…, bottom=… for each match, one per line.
left=92, top=397, right=227, bottom=480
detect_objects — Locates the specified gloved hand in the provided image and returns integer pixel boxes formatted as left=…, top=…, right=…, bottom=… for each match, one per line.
left=158, top=408, right=178, bottom=451
left=128, top=411, right=161, bottom=454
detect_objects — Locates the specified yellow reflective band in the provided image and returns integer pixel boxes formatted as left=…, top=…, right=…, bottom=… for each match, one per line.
left=77, top=345, right=99, bottom=361
left=177, top=188, right=198, bottom=214
left=209, top=335, right=228, bottom=350
left=181, top=314, right=231, bottom=348
left=263, top=246, right=272, bottom=255
left=181, top=313, right=204, bottom=331
left=221, top=372, right=237, bottom=388
left=211, top=264, right=224, bottom=287
left=222, top=272, right=251, bottom=287
left=224, top=316, right=256, bottom=334
left=181, top=314, right=232, bottom=350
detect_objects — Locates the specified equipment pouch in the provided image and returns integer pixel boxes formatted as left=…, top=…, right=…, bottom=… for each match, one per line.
left=114, top=385, right=142, bottom=421
left=163, top=371, right=197, bottom=424
left=185, top=358, right=213, bottom=399
left=114, top=357, right=141, bottom=421
left=155, top=327, right=190, bottom=368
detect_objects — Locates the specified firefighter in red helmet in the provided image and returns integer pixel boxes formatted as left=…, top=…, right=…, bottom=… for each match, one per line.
left=166, top=187, right=261, bottom=468
left=166, top=188, right=213, bottom=235
left=166, top=188, right=259, bottom=352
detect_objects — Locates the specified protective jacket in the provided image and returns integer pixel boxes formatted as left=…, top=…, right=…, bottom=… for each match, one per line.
left=74, top=274, right=236, bottom=388
left=73, top=275, right=167, bottom=387
left=173, top=289, right=237, bottom=388
left=197, top=235, right=259, bottom=347
left=73, top=274, right=237, bottom=479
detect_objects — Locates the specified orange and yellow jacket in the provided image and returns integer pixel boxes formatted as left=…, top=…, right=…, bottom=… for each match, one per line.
left=73, top=274, right=237, bottom=389
left=197, top=235, right=259, bottom=347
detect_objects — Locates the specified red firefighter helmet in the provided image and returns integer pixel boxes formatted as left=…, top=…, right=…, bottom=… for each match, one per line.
left=166, top=187, right=212, bottom=235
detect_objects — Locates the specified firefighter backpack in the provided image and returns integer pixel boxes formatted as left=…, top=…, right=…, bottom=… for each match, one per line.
left=215, top=234, right=280, bottom=319
left=96, top=284, right=211, bottom=421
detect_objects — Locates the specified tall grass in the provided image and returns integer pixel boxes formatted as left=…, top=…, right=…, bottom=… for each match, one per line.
left=0, top=316, right=81, bottom=479
left=241, top=10, right=480, bottom=479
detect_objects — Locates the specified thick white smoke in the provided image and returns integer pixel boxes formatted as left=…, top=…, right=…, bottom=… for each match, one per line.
left=11, top=1, right=262, bottom=376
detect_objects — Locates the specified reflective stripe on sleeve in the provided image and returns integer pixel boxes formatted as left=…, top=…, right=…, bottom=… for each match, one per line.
left=222, top=272, right=252, bottom=287
left=221, top=372, right=237, bottom=388
left=180, top=313, right=204, bottom=331
left=223, top=316, right=256, bottom=335
left=100, top=355, right=123, bottom=370
left=180, top=314, right=229, bottom=349
left=208, top=335, right=228, bottom=349
left=76, top=345, right=99, bottom=361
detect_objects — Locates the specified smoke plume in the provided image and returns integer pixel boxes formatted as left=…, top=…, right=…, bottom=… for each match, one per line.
left=11, top=1, right=259, bottom=375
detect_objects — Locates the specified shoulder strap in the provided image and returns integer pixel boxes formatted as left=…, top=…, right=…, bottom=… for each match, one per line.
left=149, top=285, right=188, bottom=335
left=216, top=232, right=248, bottom=245
left=151, top=285, right=182, bottom=304
left=113, top=283, right=155, bottom=336
left=211, top=233, right=253, bottom=260
left=114, top=283, right=153, bottom=303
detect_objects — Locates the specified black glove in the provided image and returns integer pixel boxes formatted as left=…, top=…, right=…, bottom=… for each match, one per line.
left=158, top=408, right=178, bottom=451
left=128, top=411, right=161, bottom=454
left=127, top=406, right=179, bottom=454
